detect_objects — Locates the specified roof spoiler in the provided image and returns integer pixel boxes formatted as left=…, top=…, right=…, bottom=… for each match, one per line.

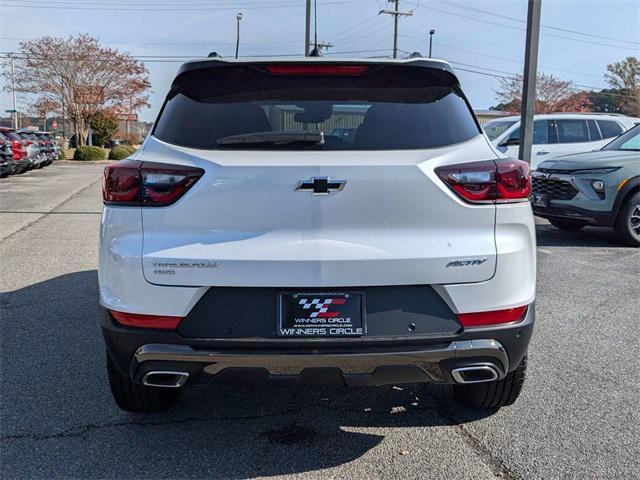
left=175, top=57, right=457, bottom=79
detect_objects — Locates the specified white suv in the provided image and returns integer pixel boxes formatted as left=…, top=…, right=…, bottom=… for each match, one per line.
left=484, top=113, right=640, bottom=170
left=99, top=57, right=536, bottom=413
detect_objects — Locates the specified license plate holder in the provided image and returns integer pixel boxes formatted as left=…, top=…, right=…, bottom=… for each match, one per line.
left=277, top=292, right=365, bottom=337
left=533, top=192, right=548, bottom=207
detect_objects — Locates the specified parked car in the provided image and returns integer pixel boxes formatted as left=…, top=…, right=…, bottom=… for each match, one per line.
left=484, top=113, right=640, bottom=170
left=532, top=124, right=640, bottom=246
left=0, top=128, right=31, bottom=174
left=44, top=132, right=63, bottom=159
left=34, top=132, right=56, bottom=165
left=18, top=131, right=51, bottom=168
left=0, top=131, right=17, bottom=176
left=100, top=57, right=536, bottom=413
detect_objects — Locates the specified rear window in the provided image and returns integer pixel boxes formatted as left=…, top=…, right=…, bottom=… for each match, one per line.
left=153, top=63, right=480, bottom=150
left=597, top=120, right=623, bottom=139
left=6, top=132, right=21, bottom=141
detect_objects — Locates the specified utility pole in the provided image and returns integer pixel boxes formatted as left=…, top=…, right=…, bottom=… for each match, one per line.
left=235, top=12, right=243, bottom=59
left=518, top=0, right=542, bottom=164
left=10, top=55, right=18, bottom=129
left=428, top=29, right=435, bottom=58
left=313, top=0, right=318, bottom=52
left=61, top=75, right=66, bottom=143
left=379, top=0, right=413, bottom=59
left=305, top=0, right=311, bottom=56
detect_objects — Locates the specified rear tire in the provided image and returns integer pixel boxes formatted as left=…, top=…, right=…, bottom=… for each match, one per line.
left=106, top=353, right=180, bottom=413
left=614, top=192, right=640, bottom=247
left=453, top=356, right=527, bottom=409
left=549, top=219, right=586, bottom=231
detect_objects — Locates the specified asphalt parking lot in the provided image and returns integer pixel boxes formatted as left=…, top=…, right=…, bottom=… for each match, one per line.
left=1, top=162, right=639, bottom=479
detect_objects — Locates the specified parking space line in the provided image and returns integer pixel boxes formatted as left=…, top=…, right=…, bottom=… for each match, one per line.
left=0, top=177, right=101, bottom=244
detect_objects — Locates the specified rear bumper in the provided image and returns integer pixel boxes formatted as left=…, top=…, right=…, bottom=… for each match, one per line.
left=0, top=163, right=12, bottom=175
left=101, top=305, right=534, bottom=387
left=131, top=339, right=508, bottom=386
left=13, top=159, right=30, bottom=172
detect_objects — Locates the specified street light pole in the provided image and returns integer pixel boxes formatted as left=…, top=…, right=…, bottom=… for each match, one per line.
left=235, top=12, right=243, bottom=59
left=428, top=29, right=435, bottom=58
left=518, top=0, right=542, bottom=164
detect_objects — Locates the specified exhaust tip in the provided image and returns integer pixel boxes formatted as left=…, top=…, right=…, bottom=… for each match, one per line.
left=142, top=371, right=189, bottom=388
left=451, top=365, right=499, bottom=384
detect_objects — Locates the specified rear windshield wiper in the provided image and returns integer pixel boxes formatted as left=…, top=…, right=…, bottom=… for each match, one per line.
left=216, top=131, right=325, bottom=147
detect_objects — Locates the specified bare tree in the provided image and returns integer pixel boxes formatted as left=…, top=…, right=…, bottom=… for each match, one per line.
left=605, top=57, right=640, bottom=116
left=4, top=34, right=150, bottom=146
left=494, top=73, right=591, bottom=114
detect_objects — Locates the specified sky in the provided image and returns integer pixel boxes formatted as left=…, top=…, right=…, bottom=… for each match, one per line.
left=1, top=0, right=639, bottom=123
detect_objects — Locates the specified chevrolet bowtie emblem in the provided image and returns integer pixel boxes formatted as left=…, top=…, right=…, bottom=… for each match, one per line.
left=296, top=177, right=346, bottom=196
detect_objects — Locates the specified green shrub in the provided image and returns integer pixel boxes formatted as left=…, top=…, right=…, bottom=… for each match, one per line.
left=73, top=146, right=107, bottom=161
left=57, top=149, right=67, bottom=161
left=108, top=144, right=136, bottom=160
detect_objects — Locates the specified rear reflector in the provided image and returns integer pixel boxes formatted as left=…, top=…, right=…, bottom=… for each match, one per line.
left=110, top=310, right=183, bottom=330
left=103, top=160, right=204, bottom=207
left=262, top=64, right=370, bottom=76
left=435, top=158, right=530, bottom=204
left=456, top=305, right=528, bottom=327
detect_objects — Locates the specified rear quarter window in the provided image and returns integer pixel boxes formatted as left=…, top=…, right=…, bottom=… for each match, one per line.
left=153, top=63, right=480, bottom=151
left=597, top=120, right=623, bottom=139
left=587, top=120, right=601, bottom=141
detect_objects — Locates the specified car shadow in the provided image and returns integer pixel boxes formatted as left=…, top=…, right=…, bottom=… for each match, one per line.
left=535, top=223, right=625, bottom=248
left=1, top=270, right=496, bottom=479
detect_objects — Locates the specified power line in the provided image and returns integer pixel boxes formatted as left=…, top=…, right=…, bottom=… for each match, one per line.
left=323, top=13, right=381, bottom=41
left=0, top=36, right=301, bottom=47
left=331, top=19, right=394, bottom=47
left=405, top=1, right=640, bottom=52
left=398, top=34, right=605, bottom=81
left=0, top=48, right=397, bottom=63
left=0, top=0, right=369, bottom=11
left=432, top=0, right=640, bottom=46
left=329, top=16, right=390, bottom=44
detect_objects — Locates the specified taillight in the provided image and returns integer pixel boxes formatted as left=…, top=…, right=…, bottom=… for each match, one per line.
left=456, top=305, right=528, bottom=327
left=435, top=159, right=530, bottom=204
left=103, top=160, right=204, bottom=207
left=103, top=160, right=141, bottom=205
left=495, top=158, right=531, bottom=200
left=110, top=310, right=183, bottom=330
left=10, top=140, right=26, bottom=159
left=262, top=64, right=370, bottom=76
